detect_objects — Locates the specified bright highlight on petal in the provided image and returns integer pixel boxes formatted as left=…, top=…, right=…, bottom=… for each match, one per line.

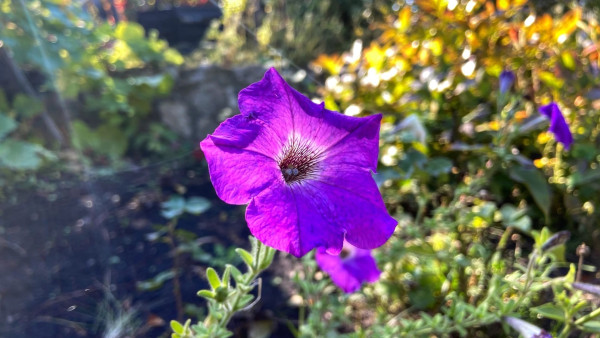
left=538, top=102, right=574, bottom=150
left=315, top=241, right=381, bottom=293
left=200, top=68, right=397, bottom=257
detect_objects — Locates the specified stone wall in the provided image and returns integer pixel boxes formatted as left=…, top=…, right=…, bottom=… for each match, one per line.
left=158, top=65, right=266, bottom=142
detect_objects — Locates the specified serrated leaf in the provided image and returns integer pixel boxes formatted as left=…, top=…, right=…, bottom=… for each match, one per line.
left=509, top=166, right=550, bottom=220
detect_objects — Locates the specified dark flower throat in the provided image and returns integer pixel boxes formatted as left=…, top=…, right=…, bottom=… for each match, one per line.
left=278, top=137, right=321, bottom=184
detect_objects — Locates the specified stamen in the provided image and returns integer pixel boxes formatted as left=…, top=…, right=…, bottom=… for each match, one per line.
left=277, top=136, right=322, bottom=183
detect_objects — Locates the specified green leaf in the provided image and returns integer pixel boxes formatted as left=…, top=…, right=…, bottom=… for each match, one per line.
left=228, top=264, right=244, bottom=285
left=161, top=196, right=186, bottom=219
left=184, top=197, right=211, bottom=215
left=136, top=270, right=175, bottom=291
left=236, top=294, right=255, bottom=310
left=206, top=267, right=221, bottom=290
left=424, top=157, right=453, bottom=176
left=508, top=166, right=550, bottom=220
left=221, top=266, right=231, bottom=288
left=0, top=114, right=17, bottom=140
left=236, top=248, right=254, bottom=268
left=0, top=139, right=49, bottom=170
left=114, top=21, right=145, bottom=41
left=13, top=94, right=43, bottom=118
left=197, top=289, right=216, bottom=299
left=582, top=321, right=600, bottom=332
left=170, top=320, right=184, bottom=334
left=95, top=124, right=127, bottom=159
left=531, top=303, right=565, bottom=321
left=71, top=120, right=96, bottom=151
left=499, top=205, right=531, bottom=232
left=539, top=71, right=564, bottom=89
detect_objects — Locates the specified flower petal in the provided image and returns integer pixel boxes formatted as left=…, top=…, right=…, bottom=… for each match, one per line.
left=245, top=181, right=344, bottom=257
left=539, top=102, right=573, bottom=149
left=346, top=249, right=382, bottom=283
left=315, top=245, right=381, bottom=293
left=319, top=113, right=382, bottom=172
left=313, top=168, right=397, bottom=249
left=240, top=68, right=383, bottom=169
left=200, top=135, right=281, bottom=205
left=315, top=248, right=362, bottom=293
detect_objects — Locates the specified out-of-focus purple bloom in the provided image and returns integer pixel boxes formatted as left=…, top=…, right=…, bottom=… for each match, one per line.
left=200, top=68, right=397, bottom=257
left=573, top=282, right=600, bottom=296
left=315, top=241, right=381, bottom=293
left=504, top=316, right=552, bottom=338
left=540, top=230, right=570, bottom=252
left=538, top=102, right=573, bottom=150
left=499, top=70, right=515, bottom=94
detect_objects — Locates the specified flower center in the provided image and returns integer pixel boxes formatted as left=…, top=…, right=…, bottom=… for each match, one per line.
left=339, top=247, right=352, bottom=259
left=277, top=136, right=321, bottom=184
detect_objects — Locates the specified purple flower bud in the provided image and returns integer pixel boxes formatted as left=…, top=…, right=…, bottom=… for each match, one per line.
left=499, top=70, right=516, bottom=94
left=504, top=316, right=552, bottom=338
left=540, top=230, right=570, bottom=252
left=573, top=282, right=600, bottom=297
left=538, top=102, right=573, bottom=150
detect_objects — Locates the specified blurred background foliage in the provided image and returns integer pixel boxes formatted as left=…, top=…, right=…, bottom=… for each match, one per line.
left=2, top=0, right=600, bottom=336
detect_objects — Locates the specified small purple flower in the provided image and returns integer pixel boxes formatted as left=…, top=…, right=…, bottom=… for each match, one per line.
left=538, top=102, right=573, bottom=150
left=504, top=316, right=552, bottom=338
left=315, top=241, right=381, bottom=293
left=200, top=68, right=397, bottom=257
left=499, top=70, right=515, bottom=94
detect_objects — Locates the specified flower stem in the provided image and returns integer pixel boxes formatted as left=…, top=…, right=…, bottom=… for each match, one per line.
left=218, top=239, right=275, bottom=329
left=575, top=307, right=600, bottom=326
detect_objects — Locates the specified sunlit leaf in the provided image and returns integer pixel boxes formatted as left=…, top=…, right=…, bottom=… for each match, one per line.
left=398, top=7, right=412, bottom=32
left=555, top=8, right=581, bottom=43
left=539, top=71, right=564, bottom=90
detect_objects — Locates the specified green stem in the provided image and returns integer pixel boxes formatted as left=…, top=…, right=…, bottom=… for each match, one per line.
left=575, top=307, right=600, bottom=326
left=218, top=239, right=274, bottom=329
left=167, top=217, right=184, bottom=322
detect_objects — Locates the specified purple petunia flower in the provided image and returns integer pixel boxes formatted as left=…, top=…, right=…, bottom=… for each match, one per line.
left=200, top=68, right=397, bottom=257
left=315, top=241, right=381, bottom=293
left=504, top=316, right=552, bottom=338
left=499, top=70, right=515, bottom=95
left=538, top=102, right=573, bottom=150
